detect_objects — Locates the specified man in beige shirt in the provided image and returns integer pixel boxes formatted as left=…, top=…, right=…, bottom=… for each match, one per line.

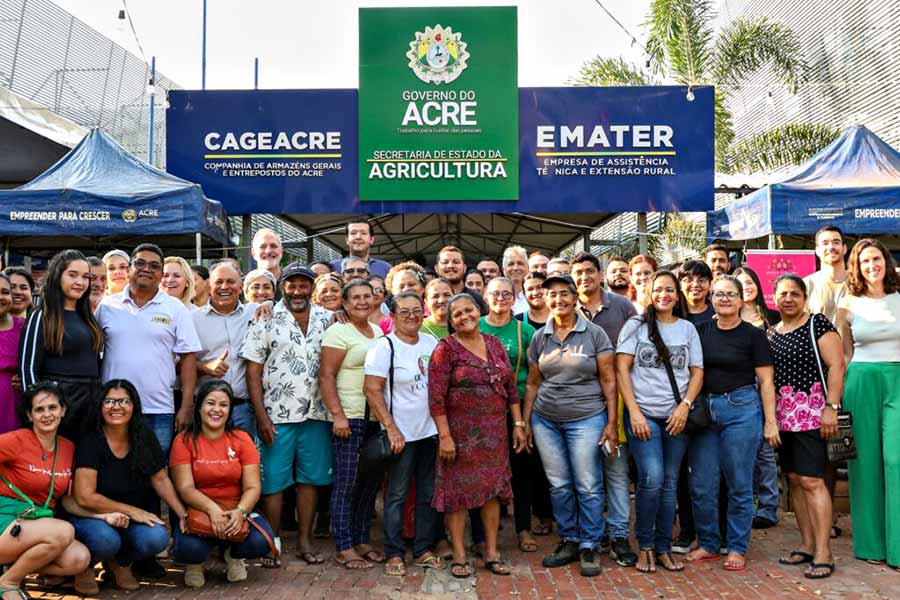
left=803, top=226, right=848, bottom=323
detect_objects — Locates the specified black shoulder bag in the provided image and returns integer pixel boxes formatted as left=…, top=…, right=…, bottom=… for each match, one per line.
left=662, top=357, right=708, bottom=435
left=358, top=337, right=401, bottom=475
left=808, top=316, right=857, bottom=462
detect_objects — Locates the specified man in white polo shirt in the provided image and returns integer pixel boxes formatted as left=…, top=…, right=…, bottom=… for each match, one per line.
left=97, top=243, right=202, bottom=455
left=193, top=261, right=259, bottom=436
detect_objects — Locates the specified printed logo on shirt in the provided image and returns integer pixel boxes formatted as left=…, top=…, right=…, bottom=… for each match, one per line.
left=27, top=464, right=72, bottom=478
left=151, top=316, right=172, bottom=325
left=418, top=355, right=430, bottom=375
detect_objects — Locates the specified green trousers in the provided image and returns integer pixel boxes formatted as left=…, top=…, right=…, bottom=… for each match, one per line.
left=844, top=361, right=900, bottom=565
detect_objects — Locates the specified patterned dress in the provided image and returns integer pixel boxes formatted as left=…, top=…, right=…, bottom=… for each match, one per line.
left=428, top=334, right=519, bottom=512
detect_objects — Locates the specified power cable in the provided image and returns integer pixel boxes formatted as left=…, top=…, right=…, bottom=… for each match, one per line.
left=121, top=0, right=147, bottom=63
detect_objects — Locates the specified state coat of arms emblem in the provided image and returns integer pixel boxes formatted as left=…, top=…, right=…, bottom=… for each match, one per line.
left=406, top=25, right=469, bottom=85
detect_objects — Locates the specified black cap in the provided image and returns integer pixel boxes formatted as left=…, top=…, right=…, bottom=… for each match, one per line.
left=541, top=274, right=577, bottom=291
left=279, top=262, right=316, bottom=284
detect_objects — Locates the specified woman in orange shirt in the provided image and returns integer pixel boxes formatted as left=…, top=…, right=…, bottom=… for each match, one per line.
left=170, top=380, right=274, bottom=589
left=0, top=382, right=90, bottom=600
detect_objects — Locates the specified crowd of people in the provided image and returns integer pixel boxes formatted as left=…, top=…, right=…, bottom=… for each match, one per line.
left=0, top=221, right=896, bottom=597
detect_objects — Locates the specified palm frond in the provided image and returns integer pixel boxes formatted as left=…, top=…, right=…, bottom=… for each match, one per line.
left=569, top=57, right=654, bottom=86
left=725, top=123, right=841, bottom=174
left=645, top=0, right=716, bottom=82
left=714, top=89, right=736, bottom=172
left=711, top=18, right=808, bottom=93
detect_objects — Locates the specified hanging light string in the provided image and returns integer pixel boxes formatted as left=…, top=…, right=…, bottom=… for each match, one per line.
left=120, top=0, right=147, bottom=64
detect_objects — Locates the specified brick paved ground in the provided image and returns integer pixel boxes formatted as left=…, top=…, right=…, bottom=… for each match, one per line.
left=19, top=511, right=899, bottom=600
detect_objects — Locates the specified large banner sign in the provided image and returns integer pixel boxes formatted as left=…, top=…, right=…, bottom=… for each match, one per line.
left=519, top=86, right=714, bottom=212
left=358, top=7, right=519, bottom=202
left=166, top=89, right=357, bottom=215
left=745, top=250, right=817, bottom=308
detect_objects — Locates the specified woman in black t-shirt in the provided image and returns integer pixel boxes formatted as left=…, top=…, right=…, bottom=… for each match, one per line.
left=63, top=380, right=187, bottom=595
left=19, top=250, right=103, bottom=441
left=686, top=276, right=778, bottom=571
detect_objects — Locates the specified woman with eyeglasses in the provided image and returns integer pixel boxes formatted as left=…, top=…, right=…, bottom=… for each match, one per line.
left=0, top=275, right=25, bottom=435
left=18, top=250, right=103, bottom=442
left=101, top=250, right=130, bottom=296
left=429, top=293, right=526, bottom=578
left=65, top=380, right=187, bottom=594
left=479, top=277, right=549, bottom=554
left=364, top=292, right=443, bottom=576
left=686, top=275, right=778, bottom=571
left=0, top=382, right=91, bottom=599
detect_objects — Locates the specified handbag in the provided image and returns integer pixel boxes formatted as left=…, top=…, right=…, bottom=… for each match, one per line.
left=358, top=337, right=400, bottom=474
left=185, top=501, right=281, bottom=559
left=808, top=316, right=857, bottom=462
left=662, top=356, right=708, bottom=435
left=0, top=437, right=59, bottom=520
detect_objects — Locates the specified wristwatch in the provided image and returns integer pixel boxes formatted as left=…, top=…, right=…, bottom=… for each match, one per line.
left=827, top=402, right=841, bottom=411
left=513, top=421, right=527, bottom=428
left=680, top=399, right=693, bottom=408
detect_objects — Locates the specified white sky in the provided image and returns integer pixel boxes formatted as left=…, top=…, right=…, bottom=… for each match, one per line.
left=50, top=0, right=652, bottom=89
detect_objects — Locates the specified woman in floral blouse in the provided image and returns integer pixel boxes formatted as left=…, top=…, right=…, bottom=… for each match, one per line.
left=768, top=274, right=845, bottom=579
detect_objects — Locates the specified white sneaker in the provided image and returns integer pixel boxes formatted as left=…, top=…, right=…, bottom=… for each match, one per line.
left=225, top=547, right=248, bottom=582
left=184, top=564, right=205, bottom=588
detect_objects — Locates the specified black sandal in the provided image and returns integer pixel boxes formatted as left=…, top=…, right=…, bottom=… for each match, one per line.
left=450, top=562, right=473, bottom=579
left=484, top=559, right=511, bottom=576
left=804, top=562, right=835, bottom=579
left=636, top=549, right=656, bottom=573
left=656, top=551, right=684, bottom=572
left=779, top=550, right=814, bottom=565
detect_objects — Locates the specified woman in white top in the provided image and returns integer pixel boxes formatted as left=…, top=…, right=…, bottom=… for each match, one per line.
left=364, top=291, right=442, bottom=576
left=835, top=238, right=900, bottom=569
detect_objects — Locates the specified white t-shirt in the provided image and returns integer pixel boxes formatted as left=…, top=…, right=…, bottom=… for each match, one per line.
left=364, top=332, right=438, bottom=442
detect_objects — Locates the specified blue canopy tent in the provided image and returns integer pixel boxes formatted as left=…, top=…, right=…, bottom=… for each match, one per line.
left=708, top=125, right=900, bottom=241
left=0, top=128, right=228, bottom=253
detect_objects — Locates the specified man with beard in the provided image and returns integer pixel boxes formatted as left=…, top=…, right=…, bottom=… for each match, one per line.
left=605, top=256, right=630, bottom=297
left=503, top=246, right=530, bottom=315
left=477, top=259, right=501, bottom=284
left=330, top=221, right=392, bottom=279
left=193, top=262, right=259, bottom=435
left=704, top=244, right=731, bottom=278
left=435, top=246, right=467, bottom=293
left=570, top=252, right=638, bottom=568
left=253, top=228, right=285, bottom=280
left=241, top=263, right=335, bottom=567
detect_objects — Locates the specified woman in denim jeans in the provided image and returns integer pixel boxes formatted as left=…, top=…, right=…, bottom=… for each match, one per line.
left=686, top=276, right=779, bottom=571
left=616, top=271, right=704, bottom=573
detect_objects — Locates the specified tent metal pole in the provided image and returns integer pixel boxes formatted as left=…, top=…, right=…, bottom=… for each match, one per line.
left=196, top=232, right=202, bottom=263
left=637, top=212, right=648, bottom=255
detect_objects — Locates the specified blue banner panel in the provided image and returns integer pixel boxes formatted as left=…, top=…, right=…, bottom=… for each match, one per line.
left=166, top=87, right=714, bottom=214
left=166, top=89, right=359, bottom=215
left=518, top=86, right=714, bottom=212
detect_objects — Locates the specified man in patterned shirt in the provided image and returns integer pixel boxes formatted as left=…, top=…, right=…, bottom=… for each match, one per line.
left=241, top=262, right=334, bottom=566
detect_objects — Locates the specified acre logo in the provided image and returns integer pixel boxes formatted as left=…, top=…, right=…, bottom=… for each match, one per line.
left=406, top=25, right=469, bottom=85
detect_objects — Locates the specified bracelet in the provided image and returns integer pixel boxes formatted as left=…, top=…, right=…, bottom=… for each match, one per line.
left=681, top=399, right=693, bottom=408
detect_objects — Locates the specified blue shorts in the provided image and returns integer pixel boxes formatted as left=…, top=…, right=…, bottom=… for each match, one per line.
left=258, top=420, right=333, bottom=494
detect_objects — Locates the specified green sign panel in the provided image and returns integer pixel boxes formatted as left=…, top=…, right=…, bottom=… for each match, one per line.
left=358, top=7, right=519, bottom=201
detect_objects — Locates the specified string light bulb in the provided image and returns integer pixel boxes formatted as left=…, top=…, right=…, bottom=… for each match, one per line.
left=146, top=77, right=156, bottom=96
left=686, top=86, right=695, bottom=102
left=115, top=9, right=127, bottom=32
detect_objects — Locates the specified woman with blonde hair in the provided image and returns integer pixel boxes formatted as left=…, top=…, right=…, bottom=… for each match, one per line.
left=161, top=257, right=196, bottom=308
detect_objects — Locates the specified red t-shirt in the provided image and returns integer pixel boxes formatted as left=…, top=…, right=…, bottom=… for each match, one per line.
left=169, top=430, right=259, bottom=504
left=0, top=429, right=74, bottom=508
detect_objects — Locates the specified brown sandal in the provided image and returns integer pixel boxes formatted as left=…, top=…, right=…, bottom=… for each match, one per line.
left=656, top=551, right=684, bottom=572
left=518, top=532, right=538, bottom=552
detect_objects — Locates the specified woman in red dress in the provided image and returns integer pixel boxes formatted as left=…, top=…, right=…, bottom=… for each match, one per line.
left=429, top=293, right=527, bottom=579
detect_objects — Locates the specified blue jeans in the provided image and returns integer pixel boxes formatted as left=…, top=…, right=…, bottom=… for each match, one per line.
left=142, top=413, right=174, bottom=457
left=384, top=437, right=439, bottom=559
left=753, top=440, right=779, bottom=523
left=69, top=517, right=169, bottom=565
left=173, top=514, right=275, bottom=564
left=231, top=403, right=257, bottom=439
left=688, top=385, right=763, bottom=555
left=626, top=413, right=689, bottom=552
left=532, top=411, right=607, bottom=550
left=604, top=442, right=631, bottom=539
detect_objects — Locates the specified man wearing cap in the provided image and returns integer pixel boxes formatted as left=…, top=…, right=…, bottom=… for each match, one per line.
left=330, top=221, right=392, bottom=279
left=240, top=262, right=334, bottom=565
left=570, top=252, right=638, bottom=568
left=193, top=262, right=260, bottom=436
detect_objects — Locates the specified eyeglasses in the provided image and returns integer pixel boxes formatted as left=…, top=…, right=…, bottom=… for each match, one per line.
left=396, top=308, right=424, bottom=319
left=371, top=287, right=385, bottom=295
left=681, top=276, right=710, bottom=285
left=711, top=291, right=740, bottom=300
left=344, top=268, right=369, bottom=275
left=488, top=291, right=514, bottom=300
left=103, top=397, right=133, bottom=408
left=133, top=259, right=163, bottom=272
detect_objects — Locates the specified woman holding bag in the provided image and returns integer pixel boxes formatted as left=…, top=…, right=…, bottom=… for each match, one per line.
left=616, top=271, right=703, bottom=573
left=364, top=292, right=442, bottom=576
left=0, top=382, right=90, bottom=600
left=171, top=380, right=276, bottom=588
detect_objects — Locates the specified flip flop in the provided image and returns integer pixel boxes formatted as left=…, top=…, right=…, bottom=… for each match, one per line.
left=413, top=554, right=445, bottom=569
left=804, top=562, right=834, bottom=579
left=296, top=551, right=325, bottom=565
left=656, top=551, right=684, bottom=572
left=532, top=521, right=553, bottom=536
left=518, top=533, right=538, bottom=553
left=450, top=562, right=473, bottom=579
left=723, top=557, right=746, bottom=571
left=779, top=550, right=814, bottom=566
left=484, top=559, right=511, bottom=576
left=636, top=549, right=656, bottom=573
left=335, top=557, right=373, bottom=570
left=361, top=550, right=385, bottom=563
left=686, top=551, right=721, bottom=563
left=384, top=560, right=406, bottom=576
left=0, top=589, right=31, bottom=600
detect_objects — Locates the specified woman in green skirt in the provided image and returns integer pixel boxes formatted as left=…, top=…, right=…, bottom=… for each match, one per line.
left=836, top=238, right=900, bottom=569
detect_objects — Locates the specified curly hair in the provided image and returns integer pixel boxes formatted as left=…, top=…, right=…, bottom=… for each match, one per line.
left=384, top=261, right=425, bottom=296
left=847, top=238, right=900, bottom=296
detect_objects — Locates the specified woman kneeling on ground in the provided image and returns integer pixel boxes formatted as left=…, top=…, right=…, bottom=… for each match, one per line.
left=66, top=379, right=187, bottom=595
left=0, top=382, right=90, bottom=600
left=171, top=379, right=275, bottom=587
